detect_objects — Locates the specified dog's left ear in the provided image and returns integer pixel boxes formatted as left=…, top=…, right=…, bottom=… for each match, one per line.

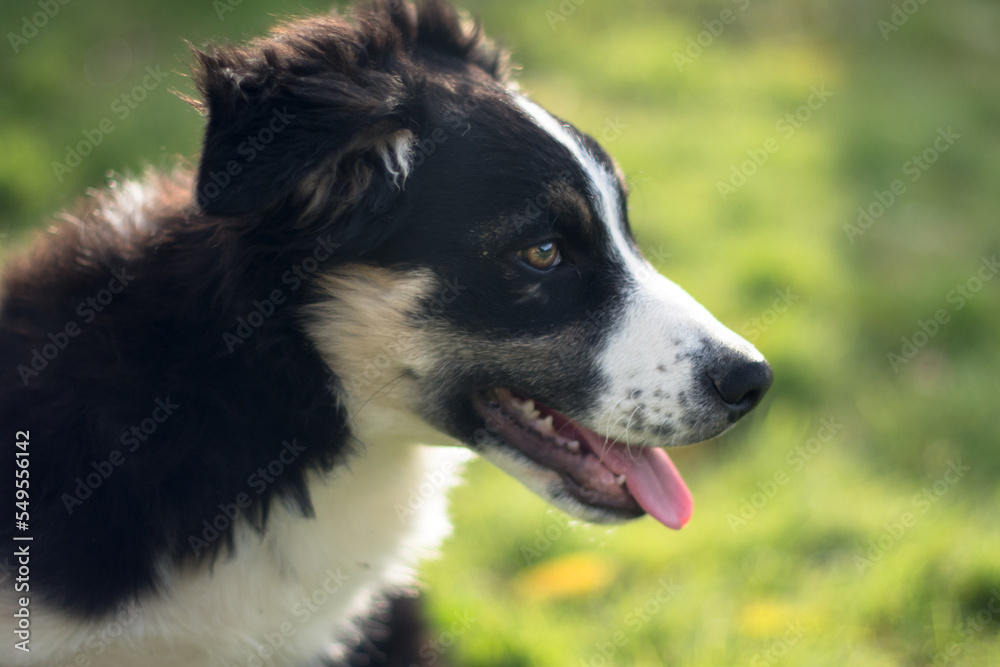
left=191, top=16, right=421, bottom=222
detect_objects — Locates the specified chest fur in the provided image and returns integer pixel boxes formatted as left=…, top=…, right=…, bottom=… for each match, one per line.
left=2, top=435, right=469, bottom=667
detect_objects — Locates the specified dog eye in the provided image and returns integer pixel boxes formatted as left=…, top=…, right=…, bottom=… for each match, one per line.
left=516, top=242, right=562, bottom=270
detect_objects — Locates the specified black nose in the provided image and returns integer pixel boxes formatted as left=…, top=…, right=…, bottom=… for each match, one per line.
left=708, top=357, right=773, bottom=419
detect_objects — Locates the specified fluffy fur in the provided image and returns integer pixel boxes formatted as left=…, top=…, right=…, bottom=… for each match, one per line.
left=0, top=2, right=771, bottom=665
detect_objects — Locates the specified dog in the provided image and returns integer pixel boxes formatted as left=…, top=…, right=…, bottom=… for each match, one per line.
left=0, top=1, right=772, bottom=665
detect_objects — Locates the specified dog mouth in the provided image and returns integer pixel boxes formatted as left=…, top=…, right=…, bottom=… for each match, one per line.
left=472, top=388, right=693, bottom=529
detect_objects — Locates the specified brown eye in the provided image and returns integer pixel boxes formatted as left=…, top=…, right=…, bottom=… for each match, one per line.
left=517, top=242, right=562, bottom=270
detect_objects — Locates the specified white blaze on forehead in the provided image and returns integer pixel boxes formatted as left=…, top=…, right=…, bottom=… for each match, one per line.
left=513, top=96, right=647, bottom=278
left=514, top=95, right=766, bottom=448
left=512, top=94, right=751, bottom=348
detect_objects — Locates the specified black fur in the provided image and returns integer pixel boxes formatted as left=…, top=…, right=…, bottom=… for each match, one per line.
left=0, top=7, right=658, bottom=666
left=0, top=0, right=518, bottom=618
left=0, top=0, right=777, bottom=657
left=332, top=594, right=438, bottom=667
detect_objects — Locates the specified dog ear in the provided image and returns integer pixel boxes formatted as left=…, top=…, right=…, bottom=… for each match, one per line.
left=191, top=14, right=421, bottom=220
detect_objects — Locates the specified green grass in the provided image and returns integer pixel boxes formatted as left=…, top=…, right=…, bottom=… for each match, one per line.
left=3, top=0, right=1000, bottom=664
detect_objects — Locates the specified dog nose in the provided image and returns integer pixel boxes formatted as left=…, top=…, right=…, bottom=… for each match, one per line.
left=708, top=357, right=773, bottom=418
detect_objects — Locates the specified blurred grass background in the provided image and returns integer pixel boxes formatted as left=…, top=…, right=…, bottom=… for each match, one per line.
left=2, top=0, right=999, bottom=665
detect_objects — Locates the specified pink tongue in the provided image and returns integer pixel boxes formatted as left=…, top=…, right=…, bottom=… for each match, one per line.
left=599, top=443, right=693, bottom=530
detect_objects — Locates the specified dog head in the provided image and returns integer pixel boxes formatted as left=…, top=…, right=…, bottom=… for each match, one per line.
left=194, top=0, right=772, bottom=529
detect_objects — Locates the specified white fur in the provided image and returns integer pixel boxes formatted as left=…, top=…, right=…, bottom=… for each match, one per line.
left=513, top=96, right=644, bottom=278
left=376, top=130, right=417, bottom=191
left=0, top=93, right=763, bottom=667
left=591, top=271, right=764, bottom=446
left=513, top=93, right=764, bottom=448
left=101, top=178, right=152, bottom=234
left=0, top=405, right=469, bottom=667
left=0, top=260, right=469, bottom=666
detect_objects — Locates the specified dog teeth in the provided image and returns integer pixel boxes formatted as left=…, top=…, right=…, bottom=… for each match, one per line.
left=492, top=390, right=564, bottom=441
left=533, top=415, right=554, bottom=435
left=565, top=440, right=580, bottom=453
left=518, top=400, right=540, bottom=420
left=615, top=474, right=626, bottom=487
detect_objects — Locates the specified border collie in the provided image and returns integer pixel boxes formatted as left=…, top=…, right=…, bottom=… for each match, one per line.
left=0, top=1, right=772, bottom=664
